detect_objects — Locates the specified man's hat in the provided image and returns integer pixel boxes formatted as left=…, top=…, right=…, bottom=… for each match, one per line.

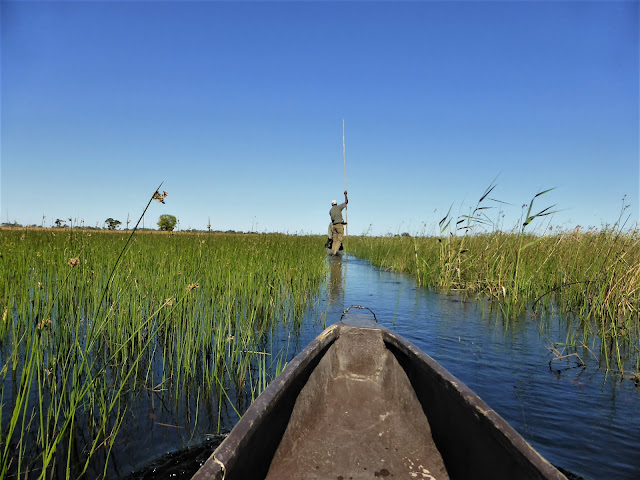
left=331, top=200, right=337, bottom=205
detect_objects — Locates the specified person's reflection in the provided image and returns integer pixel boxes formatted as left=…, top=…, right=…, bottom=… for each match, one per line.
left=328, top=255, right=344, bottom=305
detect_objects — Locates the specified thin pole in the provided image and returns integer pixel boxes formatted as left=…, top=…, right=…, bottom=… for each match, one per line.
left=343, top=119, right=348, bottom=252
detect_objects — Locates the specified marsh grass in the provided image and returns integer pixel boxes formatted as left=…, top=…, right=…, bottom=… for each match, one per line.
left=0, top=228, right=326, bottom=478
left=349, top=191, right=640, bottom=376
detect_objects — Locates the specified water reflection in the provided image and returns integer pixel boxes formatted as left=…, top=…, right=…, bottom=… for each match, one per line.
left=328, top=255, right=344, bottom=307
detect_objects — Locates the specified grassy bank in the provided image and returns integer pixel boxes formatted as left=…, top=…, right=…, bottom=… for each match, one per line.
left=0, top=229, right=326, bottom=478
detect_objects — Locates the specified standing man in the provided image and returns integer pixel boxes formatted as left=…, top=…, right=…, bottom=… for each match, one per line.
left=329, top=191, right=349, bottom=255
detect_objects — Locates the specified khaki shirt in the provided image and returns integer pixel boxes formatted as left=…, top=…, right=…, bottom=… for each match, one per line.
left=330, top=203, right=347, bottom=224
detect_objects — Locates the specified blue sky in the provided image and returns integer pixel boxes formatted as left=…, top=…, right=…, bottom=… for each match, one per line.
left=2, top=0, right=638, bottom=235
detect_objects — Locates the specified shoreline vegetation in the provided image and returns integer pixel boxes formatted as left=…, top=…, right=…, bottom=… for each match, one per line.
left=349, top=228, right=640, bottom=374
left=0, top=228, right=327, bottom=478
left=348, top=186, right=640, bottom=382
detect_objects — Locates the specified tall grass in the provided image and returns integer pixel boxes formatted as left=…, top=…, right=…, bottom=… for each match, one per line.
left=349, top=190, right=640, bottom=375
left=0, top=228, right=326, bottom=478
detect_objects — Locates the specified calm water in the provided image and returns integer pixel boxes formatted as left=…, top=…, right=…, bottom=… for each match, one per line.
left=120, top=254, right=639, bottom=479
left=318, top=255, right=640, bottom=480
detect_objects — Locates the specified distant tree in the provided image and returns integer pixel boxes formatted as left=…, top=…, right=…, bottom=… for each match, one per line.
left=1, top=221, right=23, bottom=228
left=54, top=219, right=65, bottom=228
left=158, top=214, right=177, bottom=232
left=105, top=218, right=122, bottom=230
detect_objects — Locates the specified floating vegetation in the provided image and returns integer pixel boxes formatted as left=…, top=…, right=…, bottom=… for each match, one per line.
left=0, top=228, right=326, bottom=478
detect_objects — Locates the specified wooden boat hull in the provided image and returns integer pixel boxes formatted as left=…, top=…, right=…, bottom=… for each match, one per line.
left=193, top=315, right=566, bottom=480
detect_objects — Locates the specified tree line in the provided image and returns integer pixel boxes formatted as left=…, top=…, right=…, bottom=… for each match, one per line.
left=2, top=215, right=179, bottom=231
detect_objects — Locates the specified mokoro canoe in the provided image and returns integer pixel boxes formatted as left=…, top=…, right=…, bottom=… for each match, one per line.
left=193, top=312, right=567, bottom=480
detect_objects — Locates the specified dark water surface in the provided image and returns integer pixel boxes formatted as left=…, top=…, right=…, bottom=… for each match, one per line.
left=126, top=254, right=640, bottom=479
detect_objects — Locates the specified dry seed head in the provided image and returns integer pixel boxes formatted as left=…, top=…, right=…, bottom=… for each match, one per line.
left=153, top=190, right=168, bottom=204
left=37, top=318, right=52, bottom=330
left=186, top=283, right=199, bottom=291
left=68, top=257, right=80, bottom=267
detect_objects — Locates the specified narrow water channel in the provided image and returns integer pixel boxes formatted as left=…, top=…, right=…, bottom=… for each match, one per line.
left=316, top=254, right=640, bottom=480
left=124, top=254, right=640, bottom=479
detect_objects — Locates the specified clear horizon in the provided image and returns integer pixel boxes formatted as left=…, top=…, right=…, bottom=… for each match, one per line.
left=2, top=1, right=638, bottom=236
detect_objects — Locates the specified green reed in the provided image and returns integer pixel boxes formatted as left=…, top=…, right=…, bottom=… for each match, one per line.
left=0, top=229, right=326, bottom=478
left=349, top=193, right=640, bottom=376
